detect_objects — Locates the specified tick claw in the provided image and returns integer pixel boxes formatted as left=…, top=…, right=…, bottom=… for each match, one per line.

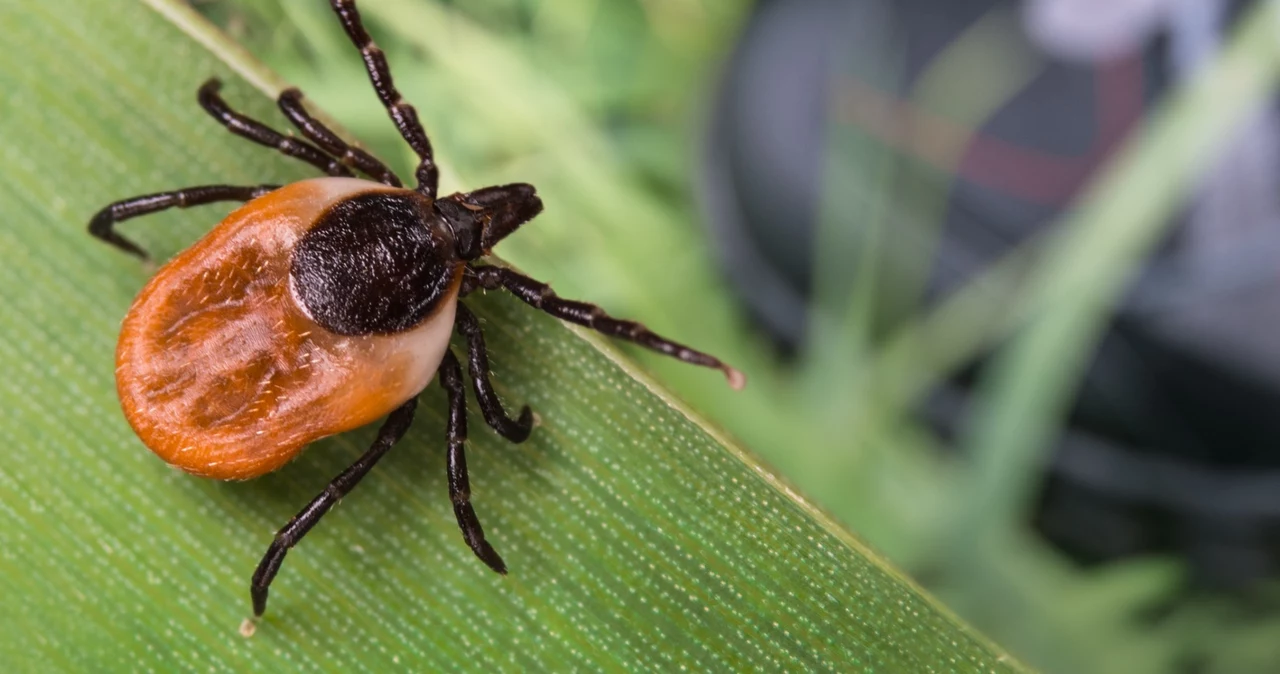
left=723, top=365, right=747, bottom=391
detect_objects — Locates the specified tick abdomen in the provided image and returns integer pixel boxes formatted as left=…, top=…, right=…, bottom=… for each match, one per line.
left=115, top=178, right=460, bottom=480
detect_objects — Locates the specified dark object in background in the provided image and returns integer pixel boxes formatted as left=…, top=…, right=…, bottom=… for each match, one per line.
left=702, top=0, right=1280, bottom=589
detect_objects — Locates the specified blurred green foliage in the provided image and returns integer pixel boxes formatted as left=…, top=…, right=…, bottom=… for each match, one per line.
left=195, top=1, right=1280, bottom=672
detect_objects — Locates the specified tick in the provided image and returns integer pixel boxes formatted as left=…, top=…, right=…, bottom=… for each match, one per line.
left=88, top=0, right=743, bottom=621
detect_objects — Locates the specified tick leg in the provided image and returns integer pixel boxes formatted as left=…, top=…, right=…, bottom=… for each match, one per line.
left=88, top=184, right=279, bottom=260
left=198, top=78, right=352, bottom=178
left=440, top=349, right=508, bottom=574
left=249, top=398, right=418, bottom=618
left=277, top=88, right=402, bottom=187
left=329, top=0, right=439, bottom=198
left=464, top=265, right=746, bottom=389
left=454, top=302, right=533, bottom=443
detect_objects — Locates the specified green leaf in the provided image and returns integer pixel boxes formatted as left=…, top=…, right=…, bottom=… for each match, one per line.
left=0, top=1, right=1026, bottom=671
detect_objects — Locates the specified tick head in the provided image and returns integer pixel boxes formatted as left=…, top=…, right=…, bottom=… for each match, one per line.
left=435, top=183, right=543, bottom=260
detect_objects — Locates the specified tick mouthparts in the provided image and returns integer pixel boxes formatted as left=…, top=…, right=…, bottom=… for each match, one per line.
left=722, top=365, right=747, bottom=391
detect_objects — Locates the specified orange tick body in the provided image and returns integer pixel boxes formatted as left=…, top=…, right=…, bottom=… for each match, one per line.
left=116, top=179, right=459, bottom=480
left=89, top=0, right=742, bottom=622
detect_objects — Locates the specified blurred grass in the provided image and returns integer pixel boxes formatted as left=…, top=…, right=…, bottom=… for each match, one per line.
left=0, top=0, right=1032, bottom=672
left=199, top=1, right=1280, bottom=673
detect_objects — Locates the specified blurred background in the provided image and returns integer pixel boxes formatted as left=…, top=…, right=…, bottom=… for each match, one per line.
left=195, top=0, right=1280, bottom=671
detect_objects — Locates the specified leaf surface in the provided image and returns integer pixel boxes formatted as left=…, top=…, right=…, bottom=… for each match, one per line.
left=0, top=2, right=1026, bottom=672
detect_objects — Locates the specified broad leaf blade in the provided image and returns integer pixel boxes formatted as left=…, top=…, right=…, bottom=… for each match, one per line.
left=0, top=1, right=1026, bottom=671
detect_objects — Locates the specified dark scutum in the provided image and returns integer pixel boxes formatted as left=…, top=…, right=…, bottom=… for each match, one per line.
left=291, top=191, right=459, bottom=335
